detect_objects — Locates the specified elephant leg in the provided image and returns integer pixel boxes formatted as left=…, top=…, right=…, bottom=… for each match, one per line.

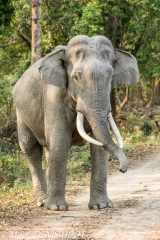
left=17, top=113, right=47, bottom=207
left=44, top=127, right=71, bottom=211
left=89, top=132, right=113, bottom=209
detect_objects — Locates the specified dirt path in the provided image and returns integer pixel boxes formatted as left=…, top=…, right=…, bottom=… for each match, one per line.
left=1, top=151, right=160, bottom=240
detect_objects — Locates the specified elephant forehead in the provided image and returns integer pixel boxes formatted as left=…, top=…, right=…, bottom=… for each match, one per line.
left=91, top=35, right=112, bottom=45
left=66, top=36, right=89, bottom=57
left=67, top=35, right=112, bottom=47
left=67, top=35, right=114, bottom=59
left=67, top=35, right=90, bottom=48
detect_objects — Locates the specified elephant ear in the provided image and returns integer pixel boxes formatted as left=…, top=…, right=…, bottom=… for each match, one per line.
left=112, top=49, right=140, bottom=89
left=39, top=46, right=67, bottom=88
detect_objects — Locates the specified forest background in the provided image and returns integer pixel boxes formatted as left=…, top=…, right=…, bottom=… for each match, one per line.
left=0, top=0, right=160, bottom=211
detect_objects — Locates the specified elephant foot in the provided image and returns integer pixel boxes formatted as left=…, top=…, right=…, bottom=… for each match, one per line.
left=37, top=197, right=47, bottom=207
left=44, top=199, right=68, bottom=211
left=36, top=194, right=47, bottom=207
left=88, top=195, right=113, bottom=210
left=35, top=188, right=47, bottom=207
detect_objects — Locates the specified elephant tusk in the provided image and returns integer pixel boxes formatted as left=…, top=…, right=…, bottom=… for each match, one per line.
left=76, top=112, right=103, bottom=146
left=108, top=112, right=124, bottom=149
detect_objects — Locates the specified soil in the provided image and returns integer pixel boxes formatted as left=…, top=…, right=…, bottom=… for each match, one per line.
left=0, top=147, right=160, bottom=240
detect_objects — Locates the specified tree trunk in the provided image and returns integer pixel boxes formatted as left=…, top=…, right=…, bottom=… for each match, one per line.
left=153, top=78, right=160, bottom=105
left=146, top=78, right=160, bottom=108
left=31, top=0, right=42, bottom=65
left=119, top=86, right=130, bottom=111
left=137, top=84, right=144, bottom=102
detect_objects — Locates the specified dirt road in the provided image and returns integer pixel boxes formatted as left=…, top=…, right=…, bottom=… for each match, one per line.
left=1, top=150, right=160, bottom=240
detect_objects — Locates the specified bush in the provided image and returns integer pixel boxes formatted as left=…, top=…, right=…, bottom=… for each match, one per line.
left=0, top=152, right=30, bottom=189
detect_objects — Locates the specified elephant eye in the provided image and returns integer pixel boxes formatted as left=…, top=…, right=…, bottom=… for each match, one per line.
left=102, top=49, right=111, bottom=60
left=72, top=70, right=82, bottom=81
left=74, top=76, right=78, bottom=81
left=71, top=73, right=79, bottom=81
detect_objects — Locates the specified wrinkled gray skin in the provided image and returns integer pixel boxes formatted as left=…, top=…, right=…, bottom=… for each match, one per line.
left=13, top=35, right=139, bottom=211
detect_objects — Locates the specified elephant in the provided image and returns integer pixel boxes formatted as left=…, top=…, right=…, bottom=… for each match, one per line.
left=12, top=35, right=139, bottom=211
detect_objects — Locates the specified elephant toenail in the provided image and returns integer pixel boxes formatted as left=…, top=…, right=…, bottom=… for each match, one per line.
left=92, top=204, right=98, bottom=210
left=50, top=205, right=59, bottom=211
left=99, top=203, right=107, bottom=209
left=37, top=201, right=43, bottom=207
left=59, top=205, right=66, bottom=211
left=108, top=202, right=113, bottom=208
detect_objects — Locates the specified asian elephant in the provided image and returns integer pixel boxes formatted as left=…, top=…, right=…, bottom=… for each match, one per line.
left=13, top=35, right=139, bottom=210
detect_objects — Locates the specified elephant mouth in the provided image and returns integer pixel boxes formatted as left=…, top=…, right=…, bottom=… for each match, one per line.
left=76, top=112, right=123, bottom=148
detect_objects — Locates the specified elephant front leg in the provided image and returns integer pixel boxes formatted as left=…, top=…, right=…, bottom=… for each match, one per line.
left=89, top=133, right=113, bottom=209
left=44, top=129, right=71, bottom=211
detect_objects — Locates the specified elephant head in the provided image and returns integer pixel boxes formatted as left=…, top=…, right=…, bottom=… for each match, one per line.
left=39, top=35, right=139, bottom=173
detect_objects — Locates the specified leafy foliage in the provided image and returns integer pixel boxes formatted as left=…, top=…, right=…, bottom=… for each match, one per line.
left=70, top=0, right=133, bottom=47
left=0, top=152, right=30, bottom=189
left=41, top=0, right=87, bottom=53
left=1, top=0, right=159, bottom=81
left=0, top=0, right=14, bottom=28
left=124, top=0, right=160, bottom=83
left=0, top=74, right=15, bottom=129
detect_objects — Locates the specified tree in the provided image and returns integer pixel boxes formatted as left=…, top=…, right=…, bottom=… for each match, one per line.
left=119, top=86, right=130, bottom=111
left=146, top=79, right=160, bottom=107
left=31, top=0, right=42, bottom=64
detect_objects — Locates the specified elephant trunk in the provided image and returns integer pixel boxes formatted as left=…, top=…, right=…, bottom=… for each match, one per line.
left=76, top=111, right=128, bottom=173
